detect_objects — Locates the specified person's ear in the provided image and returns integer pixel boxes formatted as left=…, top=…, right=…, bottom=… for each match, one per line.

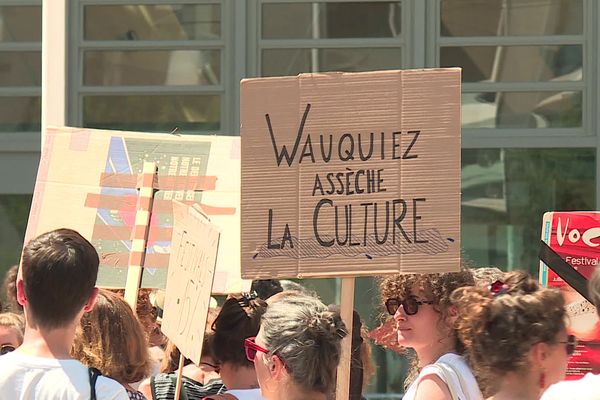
left=529, top=341, right=550, bottom=366
left=445, top=305, right=459, bottom=325
left=83, top=288, right=99, bottom=312
left=267, top=354, right=287, bottom=379
left=16, top=277, right=26, bottom=306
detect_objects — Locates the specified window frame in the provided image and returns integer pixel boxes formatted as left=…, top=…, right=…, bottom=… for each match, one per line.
left=69, top=0, right=238, bottom=135
left=427, top=0, right=595, bottom=143
left=249, top=0, right=409, bottom=78
left=0, top=0, right=42, bottom=153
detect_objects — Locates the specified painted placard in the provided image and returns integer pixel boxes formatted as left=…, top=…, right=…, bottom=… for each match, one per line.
left=26, top=126, right=249, bottom=293
left=241, top=69, right=462, bottom=278
left=161, top=201, right=220, bottom=364
left=540, top=211, right=600, bottom=379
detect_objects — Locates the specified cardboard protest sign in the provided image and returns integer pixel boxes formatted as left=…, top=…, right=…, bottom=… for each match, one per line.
left=540, top=211, right=600, bottom=378
left=161, top=201, right=219, bottom=364
left=26, top=126, right=249, bottom=293
left=241, top=69, right=461, bottom=278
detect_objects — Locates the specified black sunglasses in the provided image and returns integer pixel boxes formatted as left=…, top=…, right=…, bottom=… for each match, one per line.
left=385, top=297, right=434, bottom=316
left=0, top=345, right=15, bottom=356
left=559, top=335, right=578, bottom=356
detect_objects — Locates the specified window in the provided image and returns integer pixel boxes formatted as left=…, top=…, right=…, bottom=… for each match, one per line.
left=257, top=1, right=403, bottom=76
left=72, top=2, right=230, bottom=134
left=438, top=0, right=585, bottom=133
left=0, top=3, right=42, bottom=135
left=462, top=148, right=595, bottom=274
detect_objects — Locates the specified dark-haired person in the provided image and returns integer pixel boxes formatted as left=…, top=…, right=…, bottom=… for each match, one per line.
left=2, top=264, right=22, bottom=313
left=205, top=293, right=267, bottom=400
left=247, top=292, right=347, bottom=400
left=453, top=271, right=572, bottom=400
left=541, top=268, right=600, bottom=400
left=0, top=229, right=127, bottom=399
left=379, top=270, right=482, bottom=400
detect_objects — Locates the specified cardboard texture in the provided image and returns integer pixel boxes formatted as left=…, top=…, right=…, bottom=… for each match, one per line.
left=161, top=201, right=219, bottom=365
left=241, top=69, right=461, bottom=278
left=540, top=211, right=600, bottom=378
left=26, top=126, right=250, bottom=293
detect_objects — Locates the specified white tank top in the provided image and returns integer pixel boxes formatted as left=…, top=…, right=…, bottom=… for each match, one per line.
left=402, top=353, right=483, bottom=400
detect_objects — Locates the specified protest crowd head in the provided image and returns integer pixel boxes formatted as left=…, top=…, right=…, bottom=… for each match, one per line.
left=453, top=271, right=570, bottom=398
left=19, top=228, right=99, bottom=329
left=379, top=269, right=475, bottom=387
left=0, top=312, right=24, bottom=355
left=250, top=292, right=347, bottom=400
left=71, top=289, right=151, bottom=388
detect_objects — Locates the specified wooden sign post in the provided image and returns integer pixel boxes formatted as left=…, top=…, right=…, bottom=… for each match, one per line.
left=124, top=161, right=158, bottom=308
left=240, top=69, right=462, bottom=399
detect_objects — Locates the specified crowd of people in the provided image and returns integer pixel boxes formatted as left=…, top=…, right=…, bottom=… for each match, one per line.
left=0, top=227, right=596, bottom=400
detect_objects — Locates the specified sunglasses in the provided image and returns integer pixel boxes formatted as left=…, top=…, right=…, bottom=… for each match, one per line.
left=385, top=297, right=434, bottom=316
left=559, top=335, right=578, bottom=356
left=0, top=345, right=15, bottom=356
left=245, top=336, right=269, bottom=362
left=200, top=361, right=220, bottom=373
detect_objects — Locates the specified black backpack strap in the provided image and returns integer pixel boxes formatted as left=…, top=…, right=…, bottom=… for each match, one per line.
left=89, top=367, right=102, bottom=400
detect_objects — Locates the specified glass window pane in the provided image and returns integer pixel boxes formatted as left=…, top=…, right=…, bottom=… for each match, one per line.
left=84, top=50, right=220, bottom=86
left=0, top=6, right=42, bottom=42
left=462, top=91, right=582, bottom=128
left=84, top=4, right=221, bottom=41
left=262, top=2, right=401, bottom=39
left=462, top=148, right=595, bottom=276
left=0, top=194, right=32, bottom=271
left=83, top=95, right=220, bottom=132
left=441, top=45, right=582, bottom=82
left=441, top=0, right=583, bottom=36
left=262, top=48, right=401, bottom=76
left=0, top=52, right=42, bottom=86
left=0, top=96, right=41, bottom=132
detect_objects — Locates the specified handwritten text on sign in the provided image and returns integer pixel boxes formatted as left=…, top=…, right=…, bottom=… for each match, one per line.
left=241, top=70, right=461, bottom=277
left=161, top=201, right=220, bottom=364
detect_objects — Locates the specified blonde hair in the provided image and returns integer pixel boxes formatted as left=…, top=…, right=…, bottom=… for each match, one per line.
left=0, top=312, right=24, bottom=344
left=71, top=289, right=151, bottom=384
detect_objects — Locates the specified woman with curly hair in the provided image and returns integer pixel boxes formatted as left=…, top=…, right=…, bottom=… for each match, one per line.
left=453, top=271, right=574, bottom=400
left=541, top=268, right=600, bottom=400
left=379, top=269, right=481, bottom=400
left=71, top=289, right=152, bottom=399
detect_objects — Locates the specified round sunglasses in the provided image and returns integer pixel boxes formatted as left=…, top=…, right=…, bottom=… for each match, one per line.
left=385, top=297, right=434, bottom=316
left=0, top=345, right=15, bottom=356
left=244, top=336, right=269, bottom=362
left=560, top=334, right=578, bottom=356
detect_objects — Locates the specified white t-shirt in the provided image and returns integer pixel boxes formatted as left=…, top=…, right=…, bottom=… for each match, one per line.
left=541, top=373, right=600, bottom=400
left=0, top=351, right=129, bottom=400
left=403, top=353, right=483, bottom=400
left=225, top=388, right=264, bottom=400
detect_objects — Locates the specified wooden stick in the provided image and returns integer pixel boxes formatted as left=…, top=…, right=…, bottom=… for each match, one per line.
left=124, top=161, right=157, bottom=309
left=174, top=353, right=185, bottom=400
left=335, top=277, right=355, bottom=400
